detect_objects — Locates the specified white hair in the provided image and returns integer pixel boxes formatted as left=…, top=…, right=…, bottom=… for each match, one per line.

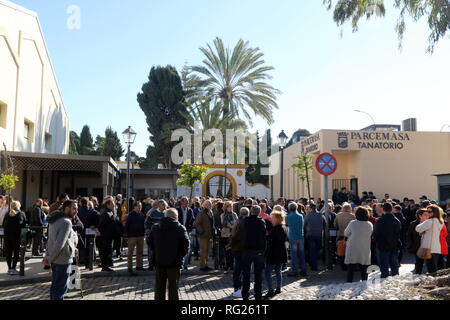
left=165, top=208, right=178, bottom=220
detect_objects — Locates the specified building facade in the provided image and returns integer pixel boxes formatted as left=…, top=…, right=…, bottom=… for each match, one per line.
left=0, top=0, right=69, bottom=154
left=270, top=129, right=450, bottom=202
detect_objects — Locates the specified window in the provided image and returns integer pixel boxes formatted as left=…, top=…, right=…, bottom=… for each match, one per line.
left=45, top=133, right=52, bottom=151
left=0, top=102, right=6, bottom=129
left=24, top=119, right=35, bottom=141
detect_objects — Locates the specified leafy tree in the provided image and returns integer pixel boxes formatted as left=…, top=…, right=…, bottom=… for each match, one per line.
left=80, top=125, right=94, bottom=155
left=94, top=135, right=105, bottom=155
left=189, top=37, right=281, bottom=126
left=177, top=162, right=209, bottom=198
left=323, top=0, right=450, bottom=53
left=69, top=131, right=81, bottom=155
left=94, top=127, right=124, bottom=160
left=102, top=127, right=124, bottom=161
left=137, top=65, right=189, bottom=169
left=292, top=153, right=315, bottom=201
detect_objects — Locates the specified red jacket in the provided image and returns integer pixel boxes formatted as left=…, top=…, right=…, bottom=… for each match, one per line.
left=440, top=224, right=448, bottom=255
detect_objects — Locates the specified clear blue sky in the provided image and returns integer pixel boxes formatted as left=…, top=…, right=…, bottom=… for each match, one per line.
left=12, top=0, right=450, bottom=158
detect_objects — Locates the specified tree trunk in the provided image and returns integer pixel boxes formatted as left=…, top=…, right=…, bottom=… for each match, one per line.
left=304, top=158, right=312, bottom=201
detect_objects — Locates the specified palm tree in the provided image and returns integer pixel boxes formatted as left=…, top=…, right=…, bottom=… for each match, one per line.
left=189, top=37, right=281, bottom=126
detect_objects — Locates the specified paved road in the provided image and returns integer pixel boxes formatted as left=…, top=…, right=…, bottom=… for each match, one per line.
left=0, top=255, right=416, bottom=300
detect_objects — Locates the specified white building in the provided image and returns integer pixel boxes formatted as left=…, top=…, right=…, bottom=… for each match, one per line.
left=0, top=0, right=69, bottom=154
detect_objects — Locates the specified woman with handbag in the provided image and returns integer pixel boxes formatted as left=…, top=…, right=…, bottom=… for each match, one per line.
left=406, top=208, right=427, bottom=274
left=415, top=205, right=445, bottom=274
left=343, top=206, right=373, bottom=282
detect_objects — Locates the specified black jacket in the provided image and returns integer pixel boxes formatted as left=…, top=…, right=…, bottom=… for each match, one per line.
left=373, top=213, right=402, bottom=252
left=30, top=206, right=46, bottom=227
left=98, top=208, right=120, bottom=239
left=125, top=211, right=145, bottom=238
left=149, top=217, right=190, bottom=268
left=266, top=225, right=288, bottom=265
left=406, top=219, right=422, bottom=254
left=177, top=207, right=194, bottom=232
left=3, top=211, right=27, bottom=238
left=243, top=215, right=266, bottom=252
left=77, top=206, right=100, bottom=231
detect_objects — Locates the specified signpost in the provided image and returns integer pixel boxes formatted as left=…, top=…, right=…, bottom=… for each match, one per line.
left=315, top=153, right=338, bottom=270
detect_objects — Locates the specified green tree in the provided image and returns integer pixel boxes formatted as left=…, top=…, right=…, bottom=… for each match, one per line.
left=323, top=0, right=450, bottom=53
left=102, top=127, right=124, bottom=161
left=80, top=125, right=94, bottom=155
left=69, top=131, right=81, bottom=155
left=177, top=162, right=209, bottom=198
left=189, top=37, right=281, bottom=126
left=292, top=153, right=315, bottom=201
left=137, top=65, right=189, bottom=169
left=94, top=135, right=105, bottom=155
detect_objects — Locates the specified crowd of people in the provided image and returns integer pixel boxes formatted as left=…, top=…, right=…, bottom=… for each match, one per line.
left=0, top=189, right=449, bottom=301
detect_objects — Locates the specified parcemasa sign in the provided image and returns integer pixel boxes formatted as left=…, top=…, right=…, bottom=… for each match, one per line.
left=338, top=131, right=410, bottom=150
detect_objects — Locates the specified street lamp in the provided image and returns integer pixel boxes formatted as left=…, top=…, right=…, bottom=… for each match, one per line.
left=130, top=155, right=137, bottom=200
left=122, top=126, right=137, bottom=215
left=278, top=130, right=288, bottom=198
left=354, top=109, right=376, bottom=129
left=440, top=124, right=450, bottom=132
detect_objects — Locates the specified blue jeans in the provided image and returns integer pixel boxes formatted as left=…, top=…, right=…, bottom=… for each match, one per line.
left=289, top=240, right=306, bottom=273
left=265, top=264, right=282, bottom=291
left=242, top=250, right=265, bottom=300
left=233, top=252, right=243, bottom=291
left=377, top=249, right=399, bottom=278
left=307, top=236, right=322, bottom=270
left=50, top=264, right=71, bottom=300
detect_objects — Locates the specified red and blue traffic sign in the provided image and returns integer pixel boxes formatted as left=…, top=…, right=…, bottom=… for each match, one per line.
left=316, top=153, right=337, bottom=176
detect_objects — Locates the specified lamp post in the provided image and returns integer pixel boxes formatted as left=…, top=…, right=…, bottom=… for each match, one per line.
left=278, top=130, right=288, bottom=198
left=130, top=155, right=137, bottom=199
left=354, top=109, right=376, bottom=129
left=122, top=126, right=137, bottom=216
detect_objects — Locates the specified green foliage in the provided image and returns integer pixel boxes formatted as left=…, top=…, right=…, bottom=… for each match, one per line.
left=137, top=65, right=189, bottom=169
left=0, top=174, right=19, bottom=194
left=188, top=37, right=281, bottom=126
left=69, top=131, right=81, bottom=155
left=102, top=127, right=125, bottom=160
left=80, top=125, right=95, bottom=155
left=177, top=163, right=209, bottom=198
left=292, top=153, right=315, bottom=200
left=323, top=0, right=449, bottom=53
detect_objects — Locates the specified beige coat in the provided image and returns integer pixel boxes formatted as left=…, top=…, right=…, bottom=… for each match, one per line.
left=194, top=209, right=214, bottom=239
left=416, top=218, right=444, bottom=254
left=334, top=211, right=356, bottom=237
left=344, top=220, right=373, bottom=266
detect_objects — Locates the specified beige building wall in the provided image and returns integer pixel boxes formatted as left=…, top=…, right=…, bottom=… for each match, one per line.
left=0, top=0, right=69, bottom=154
left=270, top=129, right=450, bottom=202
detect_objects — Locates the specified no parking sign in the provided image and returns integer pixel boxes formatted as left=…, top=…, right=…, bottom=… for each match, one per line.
left=315, top=153, right=337, bottom=176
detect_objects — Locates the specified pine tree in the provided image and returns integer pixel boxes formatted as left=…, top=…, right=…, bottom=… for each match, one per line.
left=80, top=125, right=94, bottom=155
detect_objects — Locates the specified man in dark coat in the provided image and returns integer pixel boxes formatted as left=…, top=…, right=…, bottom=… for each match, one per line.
left=98, top=199, right=120, bottom=272
left=77, top=198, right=99, bottom=269
left=149, top=208, right=190, bottom=300
left=373, top=202, right=402, bottom=278
left=176, top=197, right=194, bottom=270
left=241, top=205, right=266, bottom=301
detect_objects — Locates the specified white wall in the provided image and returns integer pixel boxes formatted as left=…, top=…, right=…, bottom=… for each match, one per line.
left=0, top=0, right=69, bottom=154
